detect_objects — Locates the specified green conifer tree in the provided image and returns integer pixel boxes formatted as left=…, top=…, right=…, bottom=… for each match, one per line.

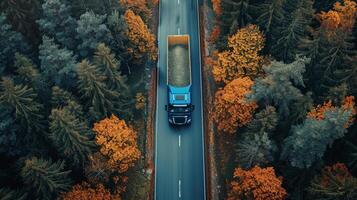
left=21, top=157, right=72, bottom=200
left=49, top=107, right=94, bottom=167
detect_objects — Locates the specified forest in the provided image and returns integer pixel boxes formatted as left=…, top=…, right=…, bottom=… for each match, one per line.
left=205, top=0, right=357, bottom=199
left=0, top=0, right=157, bottom=199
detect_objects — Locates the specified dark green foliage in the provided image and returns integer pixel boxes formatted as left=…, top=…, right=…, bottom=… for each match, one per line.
left=21, top=157, right=71, bottom=200
left=39, top=36, right=77, bottom=88
left=0, top=105, right=22, bottom=156
left=94, top=43, right=128, bottom=90
left=271, top=0, right=314, bottom=63
left=220, top=0, right=256, bottom=36
left=76, top=11, right=114, bottom=57
left=0, top=15, right=28, bottom=74
left=51, top=86, right=75, bottom=107
left=0, top=77, right=44, bottom=132
left=0, top=0, right=40, bottom=41
left=76, top=59, right=120, bottom=118
left=65, top=0, right=121, bottom=18
left=37, top=0, right=77, bottom=49
left=236, top=106, right=278, bottom=168
left=289, top=92, right=314, bottom=124
left=14, top=53, right=39, bottom=85
left=249, top=56, right=309, bottom=117
left=255, top=0, right=284, bottom=49
left=49, top=107, right=94, bottom=167
left=0, top=187, right=27, bottom=200
left=282, top=108, right=352, bottom=168
left=308, top=164, right=357, bottom=200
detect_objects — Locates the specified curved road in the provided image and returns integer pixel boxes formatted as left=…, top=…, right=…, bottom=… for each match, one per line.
left=155, top=0, right=205, bottom=200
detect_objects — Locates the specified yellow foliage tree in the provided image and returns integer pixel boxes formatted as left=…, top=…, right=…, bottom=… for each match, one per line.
left=228, top=166, right=287, bottom=200
left=318, top=0, right=357, bottom=37
left=62, top=182, right=120, bottom=200
left=212, top=24, right=265, bottom=83
left=124, top=9, right=157, bottom=62
left=212, top=77, right=258, bottom=134
left=93, top=114, right=141, bottom=173
left=119, top=0, right=151, bottom=20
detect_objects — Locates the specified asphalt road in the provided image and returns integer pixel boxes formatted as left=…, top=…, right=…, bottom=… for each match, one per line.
left=155, top=0, right=205, bottom=199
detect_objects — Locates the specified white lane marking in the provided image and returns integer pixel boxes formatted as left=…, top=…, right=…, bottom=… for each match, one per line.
left=179, top=135, right=181, bottom=147
left=178, top=28, right=180, bottom=34
left=178, top=0, right=180, bottom=5
left=179, top=179, right=182, bottom=198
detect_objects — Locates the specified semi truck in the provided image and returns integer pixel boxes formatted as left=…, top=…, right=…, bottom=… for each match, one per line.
left=165, top=35, right=194, bottom=125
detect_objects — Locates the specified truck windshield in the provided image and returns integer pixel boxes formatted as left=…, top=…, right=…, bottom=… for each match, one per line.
left=168, top=106, right=191, bottom=113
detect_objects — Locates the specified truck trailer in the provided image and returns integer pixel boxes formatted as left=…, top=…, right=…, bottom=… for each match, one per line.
left=165, top=35, right=194, bottom=125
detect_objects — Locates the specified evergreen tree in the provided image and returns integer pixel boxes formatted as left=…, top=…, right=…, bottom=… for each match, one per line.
left=21, top=157, right=72, bottom=200
left=249, top=56, right=310, bottom=117
left=0, top=14, right=28, bottom=74
left=49, top=107, right=94, bottom=167
left=51, top=86, right=75, bottom=107
left=0, top=77, right=44, bottom=132
left=76, top=11, right=114, bottom=57
left=0, top=105, right=22, bottom=156
left=37, top=0, right=77, bottom=49
left=94, top=43, right=127, bottom=90
left=14, top=53, right=39, bottom=85
left=255, top=0, right=284, bottom=50
left=0, top=188, right=27, bottom=200
left=76, top=59, right=120, bottom=119
left=39, top=36, right=77, bottom=89
left=272, top=0, right=314, bottom=63
left=282, top=108, right=352, bottom=168
left=220, top=0, right=255, bottom=36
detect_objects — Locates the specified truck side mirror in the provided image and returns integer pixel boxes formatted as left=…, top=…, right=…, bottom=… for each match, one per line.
left=165, top=105, right=168, bottom=111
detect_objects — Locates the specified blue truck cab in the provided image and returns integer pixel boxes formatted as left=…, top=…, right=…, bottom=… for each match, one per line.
left=165, top=35, right=194, bottom=126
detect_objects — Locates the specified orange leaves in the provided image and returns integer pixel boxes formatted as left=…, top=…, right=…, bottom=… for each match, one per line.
left=318, top=0, right=357, bottom=37
left=319, top=163, right=351, bottom=187
left=209, top=25, right=221, bottom=44
left=62, top=182, right=120, bottom=200
left=119, top=0, right=151, bottom=20
left=212, top=24, right=265, bottom=83
left=213, top=77, right=258, bottom=134
left=211, top=0, right=222, bottom=17
left=124, top=9, right=157, bottom=62
left=93, top=115, right=141, bottom=173
left=228, top=166, right=287, bottom=200
left=135, top=92, right=146, bottom=110
left=307, top=96, right=356, bottom=127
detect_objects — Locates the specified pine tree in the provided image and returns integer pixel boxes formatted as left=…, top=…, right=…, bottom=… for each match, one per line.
left=39, top=36, right=77, bottom=88
left=0, top=77, right=44, bottom=132
left=282, top=108, right=352, bottom=168
left=255, top=0, right=284, bottom=50
left=94, top=43, right=128, bottom=90
left=0, top=14, right=28, bottom=74
left=271, top=0, right=314, bottom=63
left=37, top=0, right=77, bottom=49
left=0, top=188, right=27, bottom=200
left=51, top=86, right=75, bottom=107
left=0, top=105, right=22, bottom=156
left=249, top=56, right=309, bottom=117
left=21, top=157, right=72, bottom=200
left=14, top=53, right=39, bottom=85
left=76, top=59, right=120, bottom=118
left=76, top=11, right=114, bottom=57
left=220, top=0, right=255, bottom=36
left=49, top=107, right=94, bottom=167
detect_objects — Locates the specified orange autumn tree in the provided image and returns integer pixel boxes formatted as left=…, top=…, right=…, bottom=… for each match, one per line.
left=318, top=0, right=357, bottom=36
left=212, top=24, right=265, bottom=84
left=119, top=0, right=151, bottom=21
left=93, top=114, right=141, bottom=173
left=211, top=0, right=222, bottom=17
left=124, top=9, right=157, bottom=62
left=228, top=166, right=287, bottom=200
left=212, top=77, right=258, bottom=134
left=62, top=182, right=120, bottom=200
left=307, top=96, right=356, bottom=126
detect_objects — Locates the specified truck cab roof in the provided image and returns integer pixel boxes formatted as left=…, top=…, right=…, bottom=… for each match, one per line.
left=168, top=85, right=191, bottom=105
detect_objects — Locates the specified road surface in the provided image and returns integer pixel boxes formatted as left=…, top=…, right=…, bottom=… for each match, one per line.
left=155, top=0, right=205, bottom=200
